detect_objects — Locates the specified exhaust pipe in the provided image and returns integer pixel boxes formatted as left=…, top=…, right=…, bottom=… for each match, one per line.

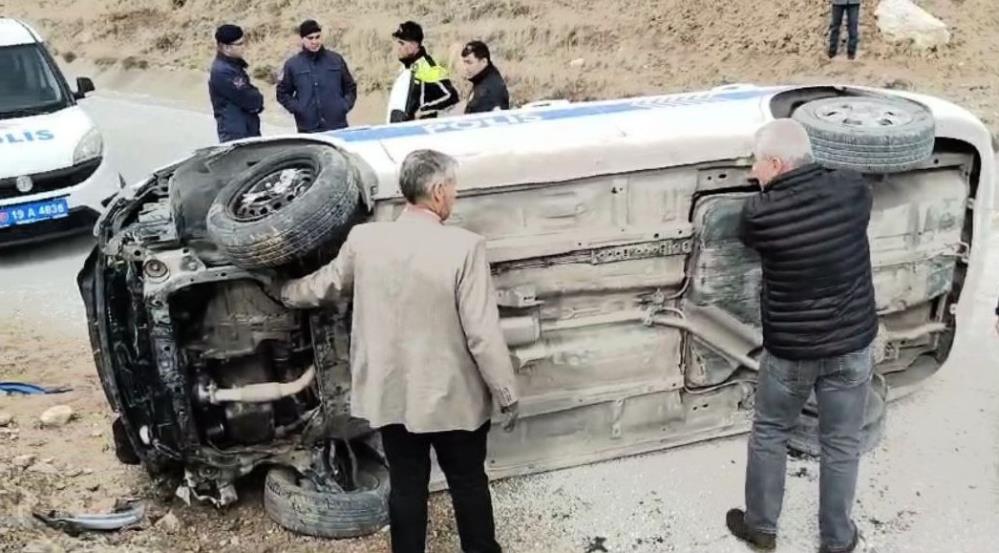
left=198, top=365, right=316, bottom=404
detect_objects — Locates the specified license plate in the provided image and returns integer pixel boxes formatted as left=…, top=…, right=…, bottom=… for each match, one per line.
left=0, top=197, right=69, bottom=229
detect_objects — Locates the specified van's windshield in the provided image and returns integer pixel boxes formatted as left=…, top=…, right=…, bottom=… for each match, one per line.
left=0, top=43, right=70, bottom=119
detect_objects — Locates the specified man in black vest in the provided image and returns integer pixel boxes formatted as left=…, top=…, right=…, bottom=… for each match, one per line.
left=726, top=119, right=877, bottom=553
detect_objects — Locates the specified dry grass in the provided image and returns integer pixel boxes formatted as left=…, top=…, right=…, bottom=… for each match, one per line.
left=121, top=56, right=149, bottom=70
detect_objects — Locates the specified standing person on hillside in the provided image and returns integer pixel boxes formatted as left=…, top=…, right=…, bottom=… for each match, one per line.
left=386, top=21, right=459, bottom=123
left=271, top=149, right=519, bottom=553
left=277, top=19, right=357, bottom=133
left=725, top=119, right=877, bottom=553
left=828, top=0, right=861, bottom=60
left=208, top=24, right=264, bottom=143
left=460, top=40, right=510, bottom=114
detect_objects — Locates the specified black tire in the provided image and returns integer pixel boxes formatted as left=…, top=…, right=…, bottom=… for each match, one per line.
left=206, top=145, right=361, bottom=269
left=263, top=458, right=390, bottom=539
left=788, top=374, right=888, bottom=458
left=791, top=96, right=935, bottom=174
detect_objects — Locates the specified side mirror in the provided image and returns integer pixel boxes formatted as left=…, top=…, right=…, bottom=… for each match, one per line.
left=74, top=77, right=95, bottom=99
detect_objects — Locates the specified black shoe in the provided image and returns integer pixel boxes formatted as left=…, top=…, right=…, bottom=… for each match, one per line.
left=819, top=524, right=859, bottom=553
left=847, top=52, right=857, bottom=60
left=726, top=508, right=776, bottom=551
left=827, top=49, right=837, bottom=58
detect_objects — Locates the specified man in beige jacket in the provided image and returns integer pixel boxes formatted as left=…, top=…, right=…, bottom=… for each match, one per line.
left=275, top=149, right=519, bottom=553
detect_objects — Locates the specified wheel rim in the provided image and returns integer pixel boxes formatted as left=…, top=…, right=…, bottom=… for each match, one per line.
left=229, top=164, right=316, bottom=222
left=814, top=99, right=915, bottom=129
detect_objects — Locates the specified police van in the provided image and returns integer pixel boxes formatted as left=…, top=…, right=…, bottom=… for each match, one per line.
left=82, top=78, right=993, bottom=535
left=0, top=17, right=121, bottom=246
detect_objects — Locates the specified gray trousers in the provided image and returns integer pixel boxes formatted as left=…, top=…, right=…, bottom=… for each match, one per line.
left=829, top=4, right=861, bottom=56
left=744, top=344, right=873, bottom=551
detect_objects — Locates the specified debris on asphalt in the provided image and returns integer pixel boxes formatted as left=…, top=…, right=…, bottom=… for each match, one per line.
left=585, top=536, right=609, bottom=552
left=33, top=499, right=146, bottom=537
left=0, top=382, right=72, bottom=395
left=0, top=411, right=12, bottom=426
left=39, top=405, right=75, bottom=427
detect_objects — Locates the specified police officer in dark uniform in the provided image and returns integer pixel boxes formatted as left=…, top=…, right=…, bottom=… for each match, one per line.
left=208, top=24, right=264, bottom=143
left=276, top=19, right=358, bottom=133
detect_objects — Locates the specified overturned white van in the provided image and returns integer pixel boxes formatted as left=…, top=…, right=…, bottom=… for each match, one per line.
left=79, top=83, right=993, bottom=538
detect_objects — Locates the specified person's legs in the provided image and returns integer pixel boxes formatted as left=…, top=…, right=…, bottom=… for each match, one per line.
left=743, top=351, right=819, bottom=535
left=846, top=4, right=861, bottom=58
left=432, top=422, right=501, bottom=553
left=828, top=5, right=846, bottom=57
left=816, top=345, right=872, bottom=551
left=381, top=425, right=434, bottom=553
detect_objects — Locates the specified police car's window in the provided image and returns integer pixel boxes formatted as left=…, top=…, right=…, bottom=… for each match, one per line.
left=0, top=44, right=68, bottom=117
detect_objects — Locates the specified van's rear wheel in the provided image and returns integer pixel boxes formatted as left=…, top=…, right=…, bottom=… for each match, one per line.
left=791, top=96, right=935, bottom=174
left=206, top=145, right=362, bottom=269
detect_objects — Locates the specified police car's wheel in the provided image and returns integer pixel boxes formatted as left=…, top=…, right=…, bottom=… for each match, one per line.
left=791, top=96, right=935, bottom=174
left=263, top=456, right=389, bottom=539
left=206, top=145, right=362, bottom=269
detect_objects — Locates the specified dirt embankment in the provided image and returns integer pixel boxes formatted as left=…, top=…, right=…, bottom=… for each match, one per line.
left=3, top=0, right=999, bottom=131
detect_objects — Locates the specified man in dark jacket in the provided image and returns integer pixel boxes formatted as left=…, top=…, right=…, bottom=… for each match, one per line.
left=726, top=119, right=877, bottom=553
left=829, top=0, right=862, bottom=60
left=386, top=21, right=459, bottom=123
left=208, top=24, right=263, bottom=143
left=460, top=41, right=510, bottom=114
left=277, top=19, right=357, bottom=133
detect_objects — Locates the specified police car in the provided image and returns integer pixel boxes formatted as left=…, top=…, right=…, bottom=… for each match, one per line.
left=81, top=80, right=993, bottom=537
left=0, top=18, right=121, bottom=246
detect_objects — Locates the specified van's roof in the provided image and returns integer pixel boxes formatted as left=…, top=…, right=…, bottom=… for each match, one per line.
left=0, top=18, right=42, bottom=48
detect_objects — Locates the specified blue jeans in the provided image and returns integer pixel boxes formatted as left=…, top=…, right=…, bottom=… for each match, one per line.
left=744, top=344, right=873, bottom=551
left=829, top=4, right=860, bottom=56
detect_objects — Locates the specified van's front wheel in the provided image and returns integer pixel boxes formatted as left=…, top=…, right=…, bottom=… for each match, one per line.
left=206, top=145, right=363, bottom=269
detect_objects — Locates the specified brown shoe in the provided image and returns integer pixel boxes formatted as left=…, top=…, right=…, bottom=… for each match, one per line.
left=726, top=508, right=776, bottom=551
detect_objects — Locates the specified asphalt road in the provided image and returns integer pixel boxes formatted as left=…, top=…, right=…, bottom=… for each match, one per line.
left=1, top=92, right=998, bottom=552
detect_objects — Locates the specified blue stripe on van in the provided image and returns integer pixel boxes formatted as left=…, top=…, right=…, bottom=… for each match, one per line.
left=329, top=88, right=775, bottom=143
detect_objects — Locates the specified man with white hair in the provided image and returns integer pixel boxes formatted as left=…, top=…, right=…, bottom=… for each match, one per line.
left=273, top=149, right=519, bottom=553
left=726, top=119, right=877, bottom=553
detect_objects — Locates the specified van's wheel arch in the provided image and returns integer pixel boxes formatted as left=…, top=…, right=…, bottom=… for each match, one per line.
left=791, top=95, right=935, bottom=174
left=206, top=145, right=363, bottom=269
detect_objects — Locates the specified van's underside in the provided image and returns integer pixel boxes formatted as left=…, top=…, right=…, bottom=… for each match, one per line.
left=398, top=143, right=974, bottom=484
